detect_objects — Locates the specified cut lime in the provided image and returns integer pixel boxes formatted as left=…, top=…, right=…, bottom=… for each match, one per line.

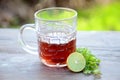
left=67, top=52, right=86, bottom=72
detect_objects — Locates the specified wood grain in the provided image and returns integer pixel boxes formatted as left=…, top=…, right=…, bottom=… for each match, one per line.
left=0, top=29, right=120, bottom=80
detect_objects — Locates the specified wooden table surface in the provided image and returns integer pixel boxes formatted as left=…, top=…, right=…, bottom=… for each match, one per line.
left=0, top=29, right=120, bottom=80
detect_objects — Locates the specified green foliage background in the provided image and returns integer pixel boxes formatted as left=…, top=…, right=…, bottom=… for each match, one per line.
left=77, top=2, right=120, bottom=30
left=1, top=2, right=119, bottom=31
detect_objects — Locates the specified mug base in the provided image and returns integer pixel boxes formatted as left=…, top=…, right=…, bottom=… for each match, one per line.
left=41, top=59, right=67, bottom=67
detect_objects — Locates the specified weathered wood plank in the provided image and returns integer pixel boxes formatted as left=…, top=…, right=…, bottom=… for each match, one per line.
left=0, top=29, right=120, bottom=80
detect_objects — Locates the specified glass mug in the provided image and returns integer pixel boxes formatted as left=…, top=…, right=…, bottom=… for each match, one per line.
left=19, top=7, right=77, bottom=67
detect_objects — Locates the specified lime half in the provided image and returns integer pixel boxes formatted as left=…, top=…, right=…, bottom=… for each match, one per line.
left=67, top=52, right=86, bottom=72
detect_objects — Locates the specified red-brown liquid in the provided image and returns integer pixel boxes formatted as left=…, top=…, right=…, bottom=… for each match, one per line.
left=38, top=39, right=76, bottom=65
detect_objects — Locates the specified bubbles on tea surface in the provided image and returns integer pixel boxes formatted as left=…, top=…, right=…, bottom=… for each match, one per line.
left=47, top=32, right=68, bottom=44
left=39, top=31, right=76, bottom=45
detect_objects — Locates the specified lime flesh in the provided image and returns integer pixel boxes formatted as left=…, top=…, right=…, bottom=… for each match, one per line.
left=67, top=52, right=86, bottom=72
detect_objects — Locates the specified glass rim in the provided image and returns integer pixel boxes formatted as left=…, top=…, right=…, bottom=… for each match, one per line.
left=34, top=7, right=77, bottom=21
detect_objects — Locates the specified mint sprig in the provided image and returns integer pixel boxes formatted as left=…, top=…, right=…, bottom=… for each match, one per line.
left=76, top=48, right=101, bottom=75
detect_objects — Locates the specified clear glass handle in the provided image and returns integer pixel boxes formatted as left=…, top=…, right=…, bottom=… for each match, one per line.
left=18, top=24, right=38, bottom=55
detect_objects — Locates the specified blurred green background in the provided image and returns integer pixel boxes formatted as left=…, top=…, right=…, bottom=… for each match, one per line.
left=77, top=2, right=120, bottom=30
left=0, top=0, right=120, bottom=30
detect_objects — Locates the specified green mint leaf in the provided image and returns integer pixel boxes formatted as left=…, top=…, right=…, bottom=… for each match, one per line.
left=76, top=47, right=101, bottom=75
